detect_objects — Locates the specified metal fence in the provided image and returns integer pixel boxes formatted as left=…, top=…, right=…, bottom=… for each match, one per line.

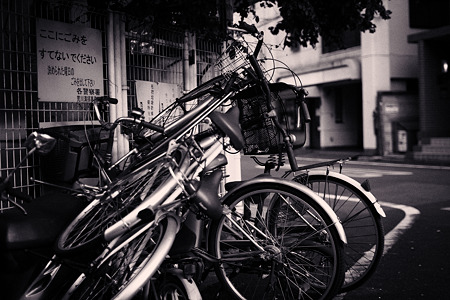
left=1, top=0, right=109, bottom=210
left=126, top=25, right=184, bottom=109
left=1, top=0, right=223, bottom=210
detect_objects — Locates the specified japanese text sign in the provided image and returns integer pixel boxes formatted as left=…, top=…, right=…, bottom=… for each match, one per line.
left=135, top=81, right=182, bottom=121
left=36, top=18, right=104, bottom=102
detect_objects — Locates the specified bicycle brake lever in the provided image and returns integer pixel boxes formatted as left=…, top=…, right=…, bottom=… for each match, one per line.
left=250, top=156, right=265, bottom=166
left=1, top=194, right=28, bottom=215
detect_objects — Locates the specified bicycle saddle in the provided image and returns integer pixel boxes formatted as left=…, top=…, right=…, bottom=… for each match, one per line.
left=0, top=192, right=86, bottom=250
left=208, top=106, right=245, bottom=151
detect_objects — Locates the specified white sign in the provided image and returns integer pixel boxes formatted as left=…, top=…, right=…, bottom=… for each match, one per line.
left=384, top=103, right=399, bottom=114
left=135, top=81, right=182, bottom=120
left=36, top=18, right=103, bottom=102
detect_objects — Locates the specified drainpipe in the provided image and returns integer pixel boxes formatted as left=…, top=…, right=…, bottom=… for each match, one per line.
left=113, top=12, right=124, bottom=162
left=107, top=10, right=117, bottom=161
left=222, top=0, right=241, bottom=183
left=120, top=14, right=129, bottom=160
left=183, top=31, right=192, bottom=92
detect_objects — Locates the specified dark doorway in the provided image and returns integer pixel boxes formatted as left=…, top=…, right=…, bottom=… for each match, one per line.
left=308, top=97, right=321, bottom=149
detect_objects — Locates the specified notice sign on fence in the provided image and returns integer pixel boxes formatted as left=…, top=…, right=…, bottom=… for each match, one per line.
left=36, top=18, right=104, bottom=102
left=135, top=81, right=182, bottom=120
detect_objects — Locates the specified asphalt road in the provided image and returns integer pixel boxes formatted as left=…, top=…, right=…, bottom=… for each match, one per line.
left=200, top=153, right=450, bottom=300
left=335, top=159, right=450, bottom=300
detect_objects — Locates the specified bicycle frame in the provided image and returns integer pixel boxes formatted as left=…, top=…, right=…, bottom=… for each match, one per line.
left=103, top=134, right=225, bottom=245
left=222, top=176, right=347, bottom=244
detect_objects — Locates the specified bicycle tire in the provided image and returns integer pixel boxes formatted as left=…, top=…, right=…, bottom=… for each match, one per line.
left=55, top=161, right=170, bottom=255
left=294, top=173, right=385, bottom=292
left=209, top=180, right=346, bottom=300
left=157, top=275, right=190, bottom=300
left=62, top=216, right=179, bottom=300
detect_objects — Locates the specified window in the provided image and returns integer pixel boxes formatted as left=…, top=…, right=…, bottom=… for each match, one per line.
left=409, top=0, right=450, bottom=29
left=322, top=29, right=361, bottom=54
left=335, top=89, right=343, bottom=124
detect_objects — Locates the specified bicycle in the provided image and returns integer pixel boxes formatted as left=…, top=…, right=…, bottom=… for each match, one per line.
left=17, top=75, right=237, bottom=300
left=57, top=109, right=346, bottom=300
left=220, top=24, right=386, bottom=292
left=45, top=22, right=347, bottom=300
left=235, top=86, right=385, bottom=292
left=0, top=132, right=88, bottom=300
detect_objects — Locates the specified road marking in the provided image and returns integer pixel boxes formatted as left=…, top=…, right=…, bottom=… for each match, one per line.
left=254, top=164, right=413, bottom=178
left=245, top=155, right=450, bottom=172
left=337, top=202, right=420, bottom=299
left=294, top=156, right=450, bottom=170
left=378, top=201, right=420, bottom=255
left=441, top=207, right=450, bottom=211
left=336, top=169, right=413, bottom=178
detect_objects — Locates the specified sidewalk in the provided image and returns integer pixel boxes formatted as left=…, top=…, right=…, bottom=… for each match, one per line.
left=294, top=148, right=450, bottom=167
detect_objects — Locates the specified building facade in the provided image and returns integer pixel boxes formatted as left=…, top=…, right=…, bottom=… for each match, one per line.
left=407, top=0, right=450, bottom=162
left=260, top=0, right=450, bottom=163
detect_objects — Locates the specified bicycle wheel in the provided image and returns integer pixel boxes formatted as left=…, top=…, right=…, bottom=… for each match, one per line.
left=157, top=275, right=189, bottom=300
left=55, top=161, right=170, bottom=255
left=209, top=180, right=346, bottom=300
left=294, top=173, right=385, bottom=292
left=63, top=216, right=179, bottom=300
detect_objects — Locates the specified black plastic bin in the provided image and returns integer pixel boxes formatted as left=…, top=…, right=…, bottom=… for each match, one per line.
left=39, top=126, right=109, bottom=183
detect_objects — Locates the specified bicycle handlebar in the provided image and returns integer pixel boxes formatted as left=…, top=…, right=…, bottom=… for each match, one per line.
left=136, top=119, right=164, bottom=133
left=92, top=97, right=164, bottom=133
left=0, top=177, right=33, bottom=203
left=95, top=96, right=118, bottom=105
left=235, top=21, right=259, bottom=35
left=293, top=87, right=311, bottom=123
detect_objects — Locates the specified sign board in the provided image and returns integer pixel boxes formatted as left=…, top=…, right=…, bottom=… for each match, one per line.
left=135, top=81, right=182, bottom=120
left=36, top=18, right=103, bottom=102
left=384, top=103, right=399, bottom=114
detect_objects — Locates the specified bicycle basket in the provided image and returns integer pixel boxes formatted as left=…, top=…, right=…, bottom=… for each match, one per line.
left=215, top=40, right=251, bottom=78
left=235, top=82, right=307, bottom=155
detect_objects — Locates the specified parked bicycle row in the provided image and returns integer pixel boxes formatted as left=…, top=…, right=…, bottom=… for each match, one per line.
left=0, top=22, right=385, bottom=300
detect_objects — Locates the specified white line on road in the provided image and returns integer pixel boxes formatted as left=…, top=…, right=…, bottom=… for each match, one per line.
left=378, top=201, right=421, bottom=255
left=254, top=163, right=414, bottom=178
left=336, top=202, right=420, bottom=299
left=295, top=156, right=450, bottom=170
left=250, top=155, right=450, bottom=171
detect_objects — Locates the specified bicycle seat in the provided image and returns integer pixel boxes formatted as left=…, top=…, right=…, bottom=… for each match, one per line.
left=0, top=191, right=86, bottom=250
left=209, top=106, right=245, bottom=151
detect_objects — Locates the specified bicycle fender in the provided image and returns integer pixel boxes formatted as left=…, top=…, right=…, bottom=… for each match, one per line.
left=113, top=215, right=180, bottom=300
left=166, top=268, right=203, bottom=300
left=223, top=176, right=347, bottom=244
left=305, top=170, right=386, bottom=218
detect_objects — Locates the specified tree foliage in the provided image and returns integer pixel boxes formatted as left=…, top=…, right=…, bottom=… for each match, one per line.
left=108, top=0, right=391, bottom=48
left=115, top=0, right=225, bottom=34
left=234, top=0, right=391, bottom=47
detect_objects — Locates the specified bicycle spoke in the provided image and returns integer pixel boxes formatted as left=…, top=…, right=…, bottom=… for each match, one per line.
left=210, top=182, right=345, bottom=299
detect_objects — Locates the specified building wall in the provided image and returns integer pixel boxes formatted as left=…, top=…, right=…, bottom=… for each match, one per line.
left=320, top=84, right=362, bottom=147
left=257, top=0, right=421, bottom=152
left=388, top=0, right=422, bottom=79
left=419, top=40, right=450, bottom=137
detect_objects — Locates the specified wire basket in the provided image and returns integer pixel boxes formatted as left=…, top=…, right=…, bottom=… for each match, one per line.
left=215, top=40, right=251, bottom=79
left=236, top=83, right=306, bottom=155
